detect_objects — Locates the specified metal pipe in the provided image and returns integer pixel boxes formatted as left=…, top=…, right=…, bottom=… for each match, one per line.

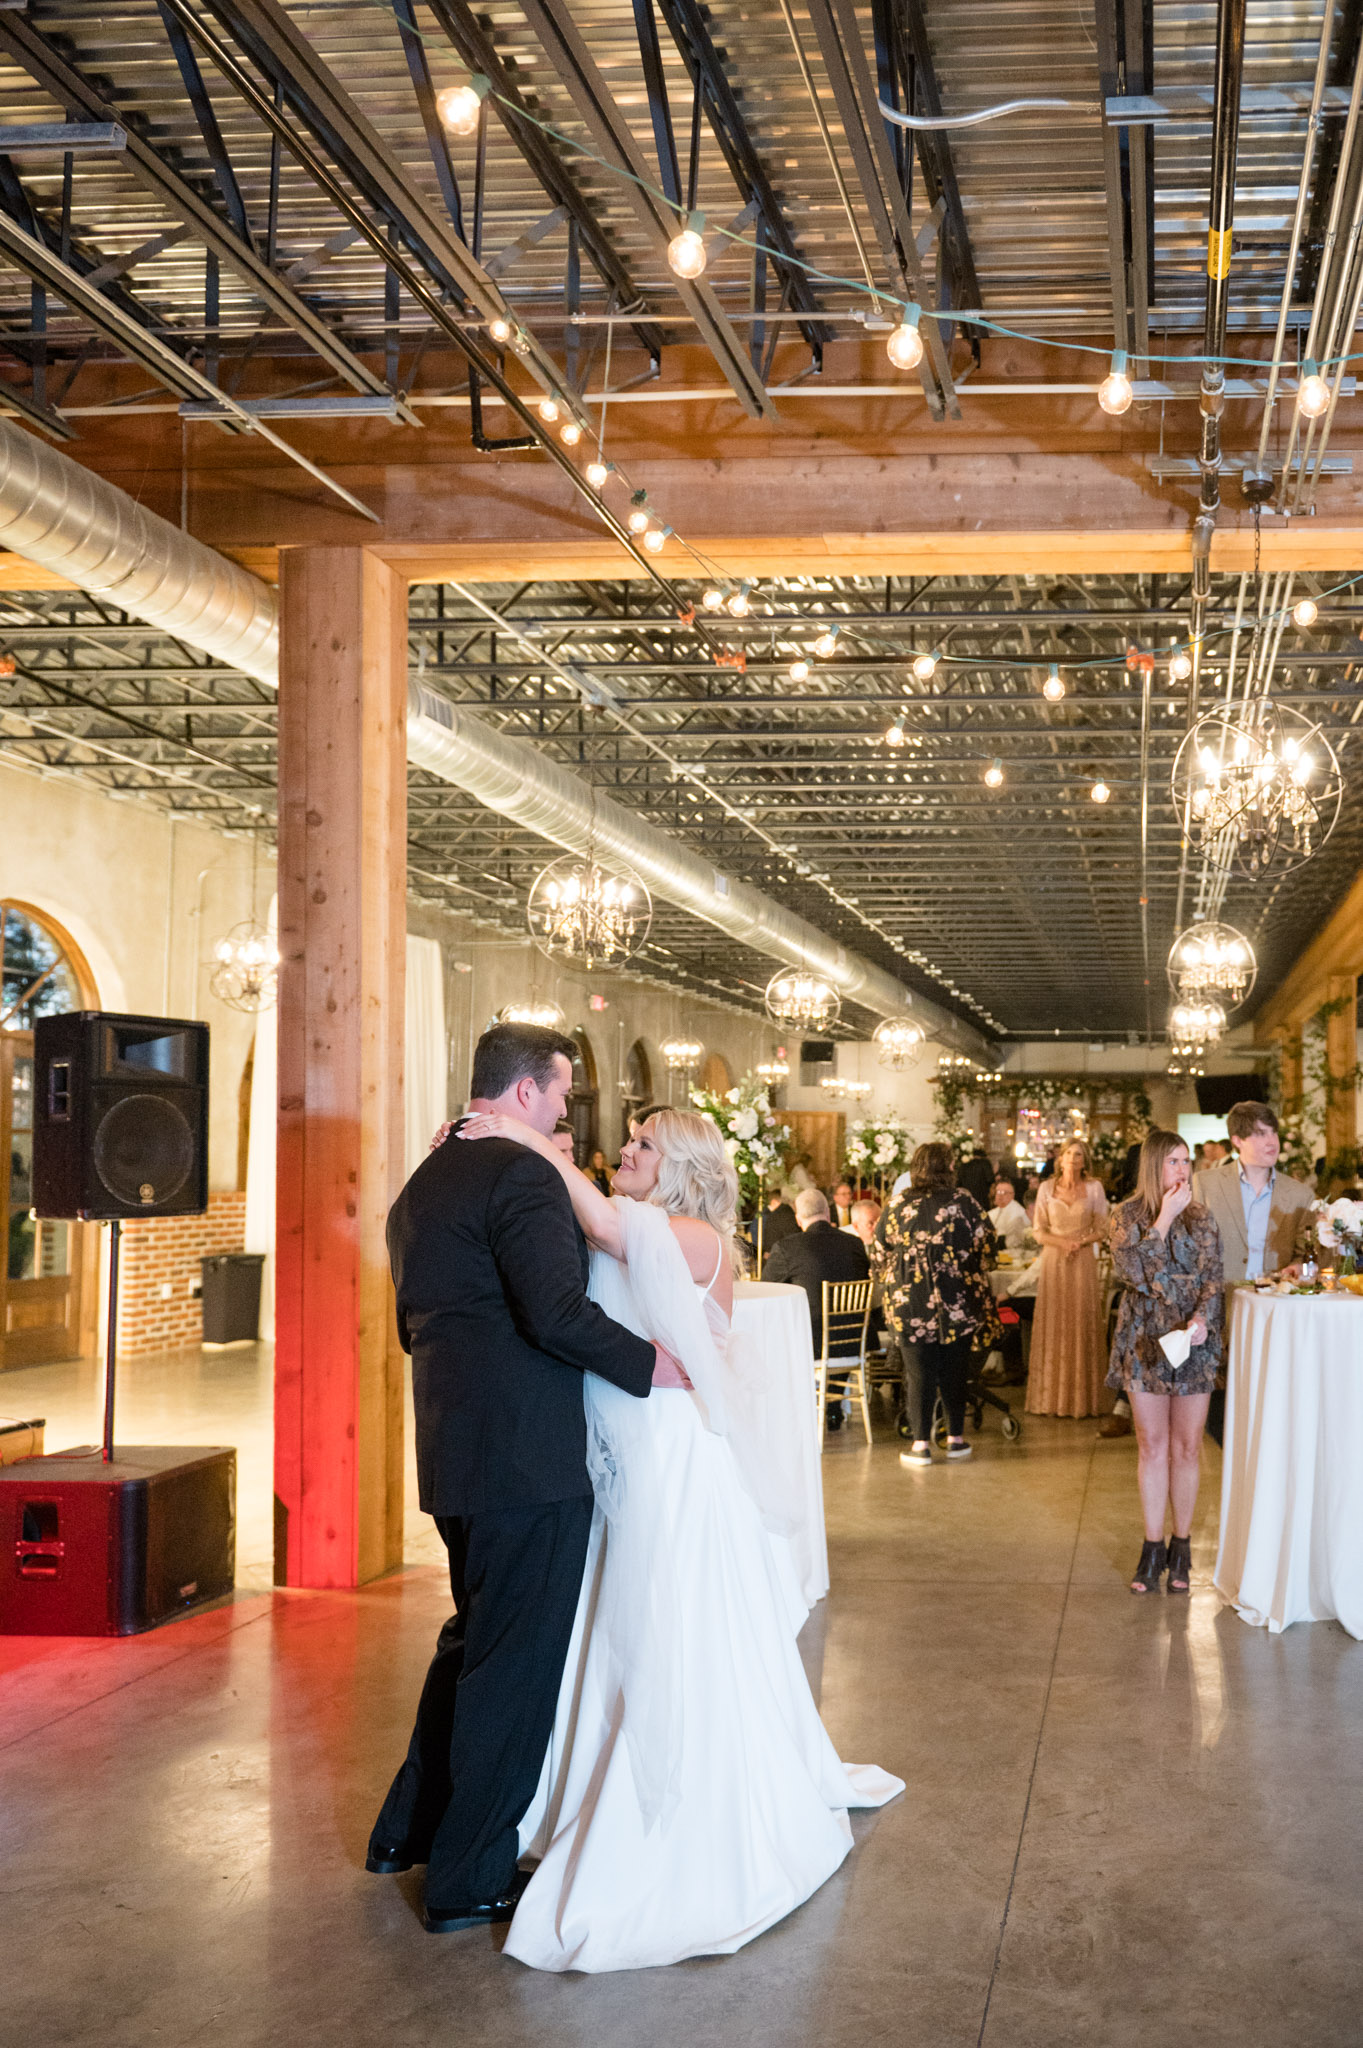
left=405, top=679, right=989, bottom=1050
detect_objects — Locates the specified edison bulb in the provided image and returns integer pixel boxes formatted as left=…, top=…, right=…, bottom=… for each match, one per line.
left=643, top=524, right=666, bottom=553
left=984, top=758, right=1004, bottom=788
left=585, top=459, right=609, bottom=490
left=1091, top=779, right=1110, bottom=804
left=488, top=316, right=512, bottom=345
left=1042, top=665, right=1065, bottom=702
left=1293, top=595, right=1319, bottom=628
left=702, top=587, right=725, bottom=611
left=886, top=319, right=923, bottom=370
left=912, top=649, right=937, bottom=681
left=727, top=586, right=750, bottom=617
left=537, top=397, right=559, bottom=424
left=560, top=420, right=582, bottom=447
left=1098, top=364, right=1134, bottom=415
left=1170, top=647, right=1193, bottom=680
left=789, top=659, right=809, bottom=682
left=667, top=227, right=707, bottom=280
left=885, top=722, right=905, bottom=748
left=435, top=82, right=485, bottom=136
left=627, top=507, right=650, bottom=534
left=814, top=629, right=838, bottom=657
left=1297, top=369, right=1330, bottom=419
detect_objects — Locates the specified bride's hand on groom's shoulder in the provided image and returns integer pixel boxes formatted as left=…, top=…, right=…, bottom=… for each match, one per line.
left=457, top=1112, right=550, bottom=1157
left=428, top=1121, right=455, bottom=1152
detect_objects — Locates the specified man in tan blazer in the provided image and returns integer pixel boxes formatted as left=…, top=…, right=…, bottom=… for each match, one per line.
left=1193, top=1102, right=1315, bottom=1443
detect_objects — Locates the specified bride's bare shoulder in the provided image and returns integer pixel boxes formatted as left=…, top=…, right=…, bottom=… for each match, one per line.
left=666, top=1213, right=720, bottom=1281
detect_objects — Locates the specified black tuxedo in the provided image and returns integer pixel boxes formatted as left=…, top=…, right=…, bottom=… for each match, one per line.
left=371, top=1128, right=655, bottom=1910
left=762, top=1218, right=869, bottom=1354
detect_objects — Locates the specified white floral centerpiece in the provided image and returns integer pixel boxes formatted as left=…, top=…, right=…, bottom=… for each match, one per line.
left=690, top=1074, right=792, bottom=1214
left=843, top=1113, right=913, bottom=1191
left=1312, top=1196, right=1363, bottom=1274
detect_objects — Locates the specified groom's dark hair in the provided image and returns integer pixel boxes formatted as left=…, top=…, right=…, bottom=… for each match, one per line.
left=470, top=1021, right=576, bottom=1101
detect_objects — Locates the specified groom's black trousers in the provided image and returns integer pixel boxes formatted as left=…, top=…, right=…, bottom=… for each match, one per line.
left=370, top=1496, right=593, bottom=1908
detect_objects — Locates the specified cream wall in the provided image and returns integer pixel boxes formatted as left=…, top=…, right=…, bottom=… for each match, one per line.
left=0, top=757, right=265, bottom=1191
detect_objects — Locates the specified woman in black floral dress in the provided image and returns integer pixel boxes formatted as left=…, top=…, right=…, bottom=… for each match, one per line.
left=1107, top=1129, right=1223, bottom=1594
left=872, top=1142, right=1001, bottom=1467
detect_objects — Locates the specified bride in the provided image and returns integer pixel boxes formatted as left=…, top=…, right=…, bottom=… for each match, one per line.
left=457, top=1104, right=902, bottom=1974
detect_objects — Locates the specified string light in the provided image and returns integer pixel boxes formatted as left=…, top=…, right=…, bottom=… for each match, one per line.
left=667, top=216, right=708, bottom=280
left=912, top=648, right=938, bottom=681
left=886, top=303, right=923, bottom=369
left=813, top=626, right=839, bottom=657
left=1296, top=359, right=1330, bottom=419
left=1293, top=595, right=1319, bottom=628
left=727, top=582, right=751, bottom=617
left=702, top=586, right=725, bottom=611
left=1042, top=664, right=1065, bottom=701
left=627, top=506, right=650, bottom=534
left=1170, top=646, right=1193, bottom=681
left=643, top=523, right=668, bottom=553
left=885, top=719, right=905, bottom=747
left=984, top=757, right=1004, bottom=788
left=537, top=396, right=559, bottom=423
left=1098, top=347, right=1134, bottom=415
left=789, top=658, right=810, bottom=682
left=435, top=76, right=489, bottom=136
left=1090, top=778, right=1110, bottom=803
left=586, top=458, right=610, bottom=489
left=560, top=420, right=582, bottom=446
left=488, top=316, right=512, bottom=345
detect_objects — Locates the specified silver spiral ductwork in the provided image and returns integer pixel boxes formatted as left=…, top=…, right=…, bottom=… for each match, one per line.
left=407, top=681, right=988, bottom=1051
left=0, top=416, right=987, bottom=1047
left=0, top=417, right=277, bottom=684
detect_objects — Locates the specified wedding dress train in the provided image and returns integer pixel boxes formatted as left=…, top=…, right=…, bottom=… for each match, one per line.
left=504, top=1201, right=902, bottom=1974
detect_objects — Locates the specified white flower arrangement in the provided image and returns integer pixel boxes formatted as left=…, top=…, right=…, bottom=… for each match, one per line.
left=690, top=1073, right=793, bottom=1211
left=843, top=1113, right=913, bottom=1185
left=1313, top=1196, right=1363, bottom=1264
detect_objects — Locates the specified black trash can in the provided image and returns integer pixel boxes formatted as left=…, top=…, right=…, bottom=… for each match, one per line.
left=200, top=1253, right=265, bottom=1346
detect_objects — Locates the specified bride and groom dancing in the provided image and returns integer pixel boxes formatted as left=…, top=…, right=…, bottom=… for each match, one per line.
left=367, top=1020, right=901, bottom=1972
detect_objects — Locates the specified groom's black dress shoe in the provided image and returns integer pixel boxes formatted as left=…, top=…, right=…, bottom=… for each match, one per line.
left=365, top=1842, right=418, bottom=1875
left=423, top=1871, right=529, bottom=1935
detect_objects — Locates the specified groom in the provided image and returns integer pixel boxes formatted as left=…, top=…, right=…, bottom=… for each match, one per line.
left=367, top=1021, right=663, bottom=1932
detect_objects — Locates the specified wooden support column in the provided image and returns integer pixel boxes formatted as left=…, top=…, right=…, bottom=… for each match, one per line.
left=275, top=547, right=406, bottom=1589
left=1324, top=974, right=1359, bottom=1172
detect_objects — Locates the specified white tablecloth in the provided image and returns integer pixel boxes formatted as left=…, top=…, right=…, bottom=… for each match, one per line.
left=1214, top=1289, right=1363, bottom=1639
left=732, top=1281, right=829, bottom=1609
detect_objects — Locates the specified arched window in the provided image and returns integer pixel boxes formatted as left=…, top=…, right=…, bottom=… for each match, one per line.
left=2, top=902, right=97, bottom=1367
left=569, top=1028, right=599, bottom=1163
left=621, top=1037, right=653, bottom=1146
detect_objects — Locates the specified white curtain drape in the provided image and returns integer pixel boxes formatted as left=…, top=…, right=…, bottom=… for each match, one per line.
left=405, top=934, right=447, bottom=1182
left=244, top=895, right=278, bottom=1340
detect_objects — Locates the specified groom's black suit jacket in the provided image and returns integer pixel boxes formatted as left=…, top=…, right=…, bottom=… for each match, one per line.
left=389, top=1129, right=656, bottom=1518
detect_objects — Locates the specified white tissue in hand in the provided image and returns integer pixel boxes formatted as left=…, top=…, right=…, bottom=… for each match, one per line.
left=1159, top=1326, right=1193, bottom=1369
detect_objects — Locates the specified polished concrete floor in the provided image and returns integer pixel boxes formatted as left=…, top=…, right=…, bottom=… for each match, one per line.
left=2, top=1353, right=1362, bottom=2046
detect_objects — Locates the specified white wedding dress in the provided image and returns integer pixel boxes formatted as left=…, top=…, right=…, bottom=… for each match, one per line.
left=504, top=1198, right=902, bottom=1975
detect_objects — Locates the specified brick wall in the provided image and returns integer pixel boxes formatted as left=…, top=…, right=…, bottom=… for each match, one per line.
left=116, top=1192, right=249, bottom=1356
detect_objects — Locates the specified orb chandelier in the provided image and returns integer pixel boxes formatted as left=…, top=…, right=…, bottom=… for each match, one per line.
left=660, top=1036, right=702, bottom=1072
left=527, top=852, right=651, bottom=969
left=764, top=970, right=841, bottom=1030
left=873, top=1016, right=926, bottom=1070
left=1166, top=922, right=1257, bottom=1009
left=1169, top=999, right=1227, bottom=1054
left=820, top=1074, right=849, bottom=1101
left=844, top=1079, right=872, bottom=1102
left=1172, top=701, right=1343, bottom=879
left=209, top=920, right=278, bottom=1013
left=496, top=999, right=567, bottom=1030
left=756, top=1057, right=789, bottom=1082
left=1167, top=1044, right=1205, bottom=1081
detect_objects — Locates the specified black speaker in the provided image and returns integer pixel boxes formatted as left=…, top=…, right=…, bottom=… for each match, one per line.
left=0, top=1446, right=236, bottom=1636
left=32, top=1011, right=209, bottom=1221
left=1195, top=1073, right=1268, bottom=1118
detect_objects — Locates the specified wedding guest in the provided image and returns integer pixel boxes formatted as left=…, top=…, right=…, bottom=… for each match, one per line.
left=844, top=1197, right=882, bottom=1246
left=873, top=1142, right=999, bottom=1468
left=1192, top=1101, right=1314, bottom=1444
left=788, top=1152, right=817, bottom=1194
left=1022, top=1170, right=1042, bottom=1217
left=587, top=1147, right=613, bottom=1196
left=988, top=1178, right=1029, bottom=1253
left=830, top=1179, right=855, bottom=1227
left=957, top=1148, right=996, bottom=1208
left=761, top=1189, right=800, bottom=1249
left=1108, top=1129, right=1223, bottom=1593
left=763, top=1188, right=869, bottom=1356
left=1027, top=1139, right=1109, bottom=1417
left=551, top=1122, right=576, bottom=1162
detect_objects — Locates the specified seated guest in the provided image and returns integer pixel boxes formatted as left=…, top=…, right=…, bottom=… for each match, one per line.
left=763, top=1188, right=869, bottom=1355
left=586, top=1146, right=613, bottom=1194
left=987, top=1178, right=1029, bottom=1253
left=830, top=1179, right=856, bottom=1227
left=1021, top=1170, right=1042, bottom=1217
left=760, top=1190, right=800, bottom=1249
left=843, top=1197, right=882, bottom=1245
left=1192, top=1101, right=1315, bottom=1444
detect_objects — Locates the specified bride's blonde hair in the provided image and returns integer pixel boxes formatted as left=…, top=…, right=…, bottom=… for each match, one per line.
left=641, top=1108, right=739, bottom=1243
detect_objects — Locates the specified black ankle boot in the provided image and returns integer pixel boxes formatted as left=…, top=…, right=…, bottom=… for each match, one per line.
left=1166, top=1534, right=1192, bottom=1592
left=1130, top=1538, right=1168, bottom=1593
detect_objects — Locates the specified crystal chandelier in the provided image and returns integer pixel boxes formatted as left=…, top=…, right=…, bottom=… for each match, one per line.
left=1169, top=999, right=1227, bottom=1053
left=1173, top=701, right=1343, bottom=879
left=873, top=1016, right=926, bottom=1070
left=497, top=999, right=567, bottom=1030
left=756, top=1057, right=789, bottom=1082
left=660, top=1036, right=702, bottom=1072
left=844, top=1079, right=872, bottom=1103
left=764, top=970, right=841, bottom=1029
left=527, top=852, right=651, bottom=969
left=209, top=920, right=279, bottom=1013
left=820, top=1074, right=848, bottom=1101
left=1166, top=922, right=1257, bottom=1008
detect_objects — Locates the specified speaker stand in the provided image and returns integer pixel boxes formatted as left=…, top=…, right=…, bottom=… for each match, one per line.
left=103, top=1218, right=121, bottom=1464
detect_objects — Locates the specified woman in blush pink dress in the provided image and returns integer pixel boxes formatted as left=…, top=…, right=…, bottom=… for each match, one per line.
left=1026, top=1139, right=1108, bottom=1417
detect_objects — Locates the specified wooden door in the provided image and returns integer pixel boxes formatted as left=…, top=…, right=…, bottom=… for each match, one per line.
left=1, top=1033, right=85, bottom=1367
left=782, top=1109, right=845, bottom=1192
